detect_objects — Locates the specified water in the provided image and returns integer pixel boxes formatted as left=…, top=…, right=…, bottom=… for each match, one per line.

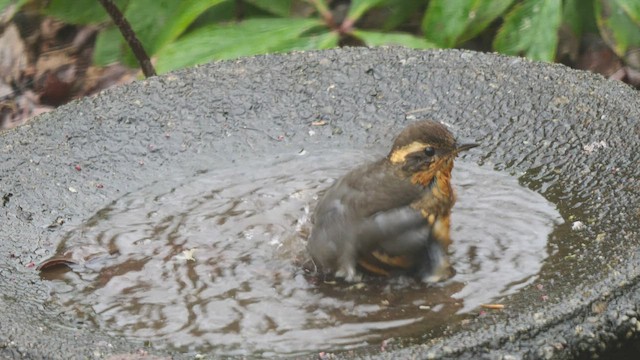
left=41, top=149, right=561, bottom=356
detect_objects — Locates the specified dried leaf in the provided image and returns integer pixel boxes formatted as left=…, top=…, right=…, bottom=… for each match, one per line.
left=480, top=304, right=505, bottom=310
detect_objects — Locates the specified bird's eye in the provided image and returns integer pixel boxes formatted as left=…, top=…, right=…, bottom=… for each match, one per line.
left=424, top=147, right=435, bottom=157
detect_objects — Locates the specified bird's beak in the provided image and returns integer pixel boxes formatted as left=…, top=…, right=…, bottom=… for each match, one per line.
left=454, top=143, right=479, bottom=154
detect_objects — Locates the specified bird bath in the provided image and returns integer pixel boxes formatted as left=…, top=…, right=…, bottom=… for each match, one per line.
left=36, top=150, right=560, bottom=356
left=1, top=48, right=638, bottom=359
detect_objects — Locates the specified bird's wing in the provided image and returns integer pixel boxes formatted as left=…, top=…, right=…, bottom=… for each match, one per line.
left=309, top=160, right=430, bottom=275
left=357, top=206, right=431, bottom=255
left=338, top=160, right=424, bottom=216
left=317, top=160, right=431, bottom=253
left=307, top=196, right=357, bottom=269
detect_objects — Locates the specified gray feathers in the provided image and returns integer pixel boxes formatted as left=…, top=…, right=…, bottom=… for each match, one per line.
left=307, top=159, right=437, bottom=281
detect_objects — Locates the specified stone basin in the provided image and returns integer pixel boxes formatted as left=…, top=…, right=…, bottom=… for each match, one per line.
left=1, top=47, right=639, bottom=359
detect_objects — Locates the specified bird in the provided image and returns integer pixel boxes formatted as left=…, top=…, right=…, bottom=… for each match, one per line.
left=307, top=120, right=477, bottom=283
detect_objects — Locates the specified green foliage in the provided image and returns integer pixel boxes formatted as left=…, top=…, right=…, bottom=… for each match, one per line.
left=353, top=29, right=436, bottom=49
left=595, top=0, right=640, bottom=58
left=247, top=0, right=293, bottom=17
left=422, top=0, right=515, bottom=47
left=422, top=0, right=475, bottom=47
left=381, top=0, right=423, bottom=31
left=563, top=0, right=598, bottom=37
left=44, top=0, right=130, bottom=24
left=346, top=0, right=387, bottom=22
left=0, top=0, right=27, bottom=14
left=493, top=0, right=562, bottom=61
left=284, top=30, right=339, bottom=51
left=459, top=0, right=516, bottom=43
left=93, top=26, right=124, bottom=66
left=155, top=18, right=325, bottom=73
left=3, top=0, right=639, bottom=73
left=101, top=0, right=226, bottom=66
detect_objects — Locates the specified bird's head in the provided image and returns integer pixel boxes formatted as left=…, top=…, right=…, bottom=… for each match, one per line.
left=387, top=120, right=477, bottom=185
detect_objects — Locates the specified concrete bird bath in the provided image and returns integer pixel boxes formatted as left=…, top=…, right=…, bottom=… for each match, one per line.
left=1, top=48, right=639, bottom=359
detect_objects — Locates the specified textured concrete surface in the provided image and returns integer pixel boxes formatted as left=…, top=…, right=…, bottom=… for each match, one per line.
left=1, top=47, right=639, bottom=359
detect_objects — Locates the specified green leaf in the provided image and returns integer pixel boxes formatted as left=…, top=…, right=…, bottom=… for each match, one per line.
left=562, top=0, right=598, bottom=37
left=616, top=0, right=640, bottom=24
left=46, top=0, right=226, bottom=64
left=277, top=31, right=339, bottom=51
left=307, top=0, right=330, bottom=15
left=155, top=18, right=323, bottom=73
left=353, top=30, right=437, bottom=49
left=493, top=0, right=562, bottom=61
left=346, top=0, right=387, bottom=22
left=44, top=0, right=129, bottom=24
left=595, top=0, right=640, bottom=57
left=421, top=0, right=475, bottom=47
left=313, top=31, right=340, bottom=49
left=93, top=26, right=126, bottom=66
left=422, top=0, right=515, bottom=46
left=124, top=0, right=227, bottom=56
left=382, top=0, right=424, bottom=31
left=246, top=0, right=292, bottom=17
left=0, top=0, right=27, bottom=14
left=188, top=1, right=236, bottom=25
left=157, top=0, right=228, bottom=51
left=460, top=0, right=515, bottom=42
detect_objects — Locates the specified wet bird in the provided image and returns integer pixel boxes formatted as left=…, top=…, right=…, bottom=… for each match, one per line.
left=307, top=120, right=477, bottom=283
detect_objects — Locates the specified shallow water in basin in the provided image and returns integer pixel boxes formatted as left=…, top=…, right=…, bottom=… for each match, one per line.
left=42, top=150, right=561, bottom=356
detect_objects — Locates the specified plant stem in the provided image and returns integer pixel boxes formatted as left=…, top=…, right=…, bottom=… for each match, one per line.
left=307, top=0, right=337, bottom=29
left=96, top=0, right=156, bottom=78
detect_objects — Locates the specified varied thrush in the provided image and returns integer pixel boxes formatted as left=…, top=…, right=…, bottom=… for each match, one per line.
left=307, top=120, right=477, bottom=283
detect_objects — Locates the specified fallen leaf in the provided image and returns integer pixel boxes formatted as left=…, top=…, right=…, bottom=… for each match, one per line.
left=0, top=24, right=28, bottom=83
left=480, top=304, right=505, bottom=310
